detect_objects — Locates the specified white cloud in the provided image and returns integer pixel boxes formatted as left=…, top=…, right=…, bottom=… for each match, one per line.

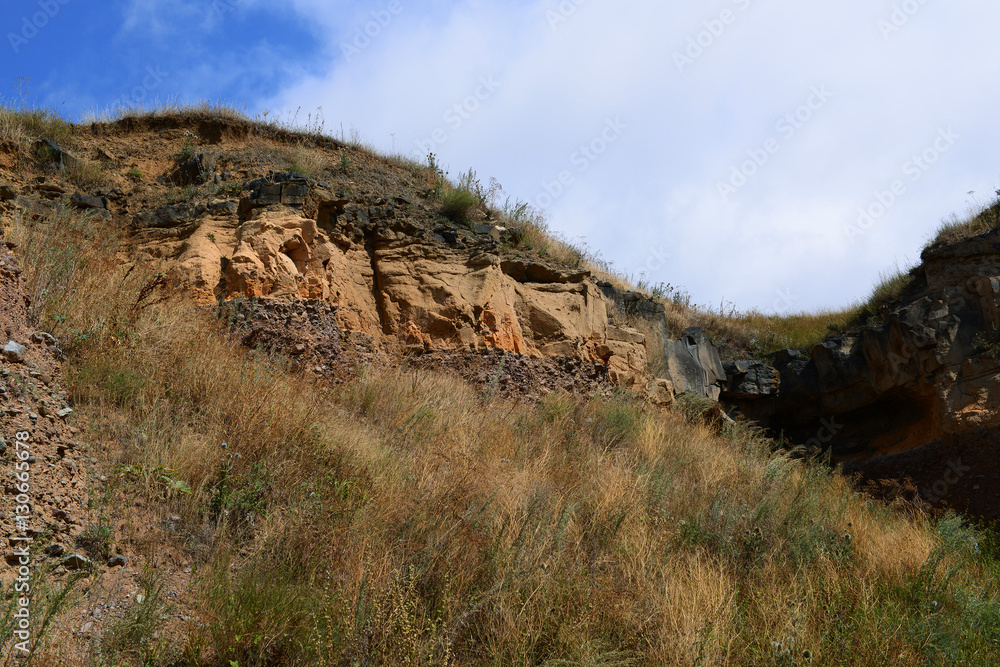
left=256, top=0, right=1000, bottom=313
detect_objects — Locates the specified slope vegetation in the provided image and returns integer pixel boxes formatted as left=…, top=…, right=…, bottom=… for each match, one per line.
left=0, top=105, right=999, bottom=665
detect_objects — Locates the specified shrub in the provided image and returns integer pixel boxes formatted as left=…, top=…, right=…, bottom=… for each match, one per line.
left=67, top=159, right=110, bottom=189
left=440, top=187, right=477, bottom=223
left=285, top=141, right=326, bottom=178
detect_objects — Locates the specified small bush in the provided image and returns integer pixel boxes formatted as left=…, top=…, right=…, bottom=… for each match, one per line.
left=285, top=141, right=326, bottom=178
left=972, top=324, right=1000, bottom=361
left=67, top=159, right=110, bottom=189
left=440, top=187, right=477, bottom=223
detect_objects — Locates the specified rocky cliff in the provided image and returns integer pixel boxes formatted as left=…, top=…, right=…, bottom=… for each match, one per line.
left=722, top=231, right=1000, bottom=459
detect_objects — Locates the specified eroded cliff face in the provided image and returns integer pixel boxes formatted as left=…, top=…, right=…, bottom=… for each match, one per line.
left=143, top=174, right=650, bottom=386
left=724, top=229, right=1000, bottom=462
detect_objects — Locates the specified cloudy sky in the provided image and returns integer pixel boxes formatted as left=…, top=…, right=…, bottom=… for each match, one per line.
left=4, top=0, right=999, bottom=313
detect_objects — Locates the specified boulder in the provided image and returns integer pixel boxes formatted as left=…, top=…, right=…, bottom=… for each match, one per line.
left=34, top=139, right=80, bottom=171
left=69, top=192, right=107, bottom=210
left=722, top=360, right=780, bottom=399
left=647, top=378, right=675, bottom=406
left=662, top=328, right=726, bottom=400
left=133, top=202, right=206, bottom=230
left=3, top=341, right=25, bottom=362
left=171, top=153, right=216, bottom=186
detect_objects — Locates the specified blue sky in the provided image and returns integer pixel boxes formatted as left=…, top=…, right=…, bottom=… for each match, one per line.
left=4, top=0, right=1000, bottom=314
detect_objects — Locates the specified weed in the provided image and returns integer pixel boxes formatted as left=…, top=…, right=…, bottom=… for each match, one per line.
left=102, top=567, right=173, bottom=663
left=66, top=159, right=110, bottom=190
left=285, top=141, right=325, bottom=178
left=178, top=137, right=195, bottom=161
left=78, top=518, right=115, bottom=563
left=0, top=565, right=84, bottom=660
left=127, top=166, right=144, bottom=181
left=440, top=187, right=477, bottom=224
left=972, top=324, right=1000, bottom=360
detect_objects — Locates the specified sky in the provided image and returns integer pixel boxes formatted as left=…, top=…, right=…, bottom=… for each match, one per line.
left=3, top=0, right=999, bottom=314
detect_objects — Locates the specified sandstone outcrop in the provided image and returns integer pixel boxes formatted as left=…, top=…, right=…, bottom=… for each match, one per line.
left=146, top=174, right=651, bottom=385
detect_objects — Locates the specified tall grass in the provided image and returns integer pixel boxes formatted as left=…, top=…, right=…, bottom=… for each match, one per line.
left=10, top=203, right=1000, bottom=665
left=930, top=191, right=1000, bottom=248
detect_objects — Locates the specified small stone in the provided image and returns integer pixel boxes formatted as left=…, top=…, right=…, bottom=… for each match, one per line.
left=135, top=593, right=145, bottom=605
left=107, top=555, right=127, bottom=567
left=80, top=621, right=93, bottom=633
left=3, top=342, right=25, bottom=363
left=62, top=553, right=91, bottom=570
left=56, top=407, right=72, bottom=419
left=44, top=544, right=65, bottom=557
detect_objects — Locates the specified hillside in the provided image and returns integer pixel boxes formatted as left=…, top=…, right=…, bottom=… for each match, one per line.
left=2, top=105, right=1000, bottom=665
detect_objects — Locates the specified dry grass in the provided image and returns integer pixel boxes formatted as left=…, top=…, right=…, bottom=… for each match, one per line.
left=931, top=194, right=1000, bottom=248
left=10, top=203, right=1000, bottom=665
left=283, top=141, right=328, bottom=179
left=66, top=159, right=112, bottom=190
left=6, top=107, right=1000, bottom=663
